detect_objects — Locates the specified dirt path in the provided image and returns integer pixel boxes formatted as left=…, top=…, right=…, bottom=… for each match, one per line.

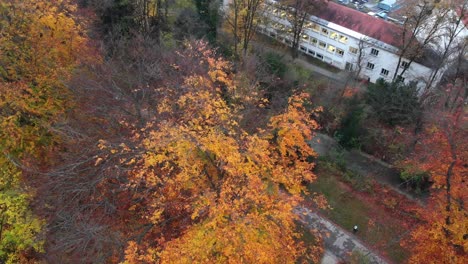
left=296, top=207, right=388, bottom=264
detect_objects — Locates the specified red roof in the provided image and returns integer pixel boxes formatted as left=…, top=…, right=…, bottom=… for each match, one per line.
left=315, top=2, right=404, bottom=48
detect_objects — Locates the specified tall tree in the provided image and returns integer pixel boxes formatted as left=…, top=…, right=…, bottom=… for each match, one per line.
left=392, top=0, right=449, bottom=81
left=424, top=1, right=467, bottom=91
left=37, top=39, right=324, bottom=262
left=282, top=0, right=327, bottom=59
left=195, top=0, right=220, bottom=42
left=225, top=0, right=264, bottom=56
left=402, top=80, right=467, bottom=263
left=0, top=0, right=91, bottom=262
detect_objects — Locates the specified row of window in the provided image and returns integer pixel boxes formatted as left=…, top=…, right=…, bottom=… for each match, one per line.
left=301, top=36, right=345, bottom=57
left=303, top=21, right=349, bottom=44
left=298, top=45, right=337, bottom=65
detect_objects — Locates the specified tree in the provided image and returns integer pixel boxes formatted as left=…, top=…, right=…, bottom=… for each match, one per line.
left=282, top=0, right=327, bottom=59
left=195, top=0, right=220, bottom=42
left=95, top=0, right=171, bottom=42
left=0, top=0, right=91, bottom=261
left=366, top=79, right=422, bottom=126
left=402, top=80, right=467, bottom=263
left=225, top=0, right=264, bottom=56
left=392, top=0, right=449, bottom=82
left=35, top=39, right=323, bottom=262
left=96, top=41, right=321, bottom=262
left=424, top=1, right=468, bottom=91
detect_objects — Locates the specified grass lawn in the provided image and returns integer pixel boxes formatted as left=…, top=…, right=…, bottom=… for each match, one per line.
left=307, top=160, right=413, bottom=263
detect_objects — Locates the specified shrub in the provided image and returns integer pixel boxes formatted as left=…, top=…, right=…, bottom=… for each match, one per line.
left=399, top=165, right=431, bottom=193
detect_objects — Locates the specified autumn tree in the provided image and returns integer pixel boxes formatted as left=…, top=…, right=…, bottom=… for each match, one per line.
left=90, top=41, right=323, bottom=262
left=402, top=79, right=467, bottom=263
left=0, top=0, right=90, bottom=262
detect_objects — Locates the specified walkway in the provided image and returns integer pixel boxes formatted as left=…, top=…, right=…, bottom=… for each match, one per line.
left=295, top=207, right=388, bottom=264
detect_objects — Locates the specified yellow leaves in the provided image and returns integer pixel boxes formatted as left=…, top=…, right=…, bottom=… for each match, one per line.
left=150, top=209, right=164, bottom=224
left=111, top=42, right=324, bottom=263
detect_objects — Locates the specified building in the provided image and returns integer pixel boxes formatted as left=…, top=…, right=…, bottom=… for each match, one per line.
left=257, top=1, right=443, bottom=88
left=377, top=0, right=400, bottom=12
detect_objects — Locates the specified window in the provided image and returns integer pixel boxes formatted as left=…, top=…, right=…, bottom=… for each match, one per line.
left=396, top=75, right=406, bottom=83
left=270, top=32, right=277, bottom=38
left=401, top=61, right=410, bottom=69
left=311, top=38, right=318, bottom=46
left=300, top=45, right=307, bottom=52
left=307, top=50, right=315, bottom=56
left=319, top=41, right=327, bottom=49
left=370, top=48, right=379, bottom=56
left=280, top=11, right=287, bottom=18
left=284, top=39, right=292, bottom=46
left=366, top=62, right=375, bottom=70
left=339, top=35, right=348, bottom=44
left=321, top=28, right=329, bottom=36
left=336, top=48, right=344, bottom=57
left=311, top=23, right=320, bottom=32
left=330, top=31, right=339, bottom=40
left=381, top=68, right=389, bottom=76
left=349, top=47, right=358, bottom=54
left=327, top=44, right=336, bottom=53
left=345, top=62, right=354, bottom=71
left=316, top=53, right=324, bottom=59
left=302, top=34, right=309, bottom=41
left=304, top=21, right=313, bottom=30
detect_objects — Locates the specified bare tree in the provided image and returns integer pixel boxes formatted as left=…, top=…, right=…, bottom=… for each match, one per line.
left=282, top=0, right=327, bottom=59
left=225, top=0, right=265, bottom=56
left=424, top=1, right=468, bottom=91
left=392, top=0, right=449, bottom=81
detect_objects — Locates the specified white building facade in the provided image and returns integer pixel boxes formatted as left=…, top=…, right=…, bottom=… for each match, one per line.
left=257, top=1, right=442, bottom=88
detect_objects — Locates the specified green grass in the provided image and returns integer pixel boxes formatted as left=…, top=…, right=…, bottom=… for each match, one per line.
left=306, top=160, right=410, bottom=263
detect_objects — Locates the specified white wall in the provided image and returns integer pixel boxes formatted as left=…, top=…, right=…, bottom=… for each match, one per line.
left=259, top=2, right=440, bottom=89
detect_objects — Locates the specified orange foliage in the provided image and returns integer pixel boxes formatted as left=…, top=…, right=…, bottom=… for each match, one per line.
left=402, top=90, right=467, bottom=263
left=96, top=42, right=324, bottom=263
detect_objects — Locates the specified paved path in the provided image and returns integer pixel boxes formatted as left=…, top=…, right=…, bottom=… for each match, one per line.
left=295, top=207, right=388, bottom=264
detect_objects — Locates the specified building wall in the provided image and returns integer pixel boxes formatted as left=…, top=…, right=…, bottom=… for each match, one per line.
left=259, top=2, right=439, bottom=89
